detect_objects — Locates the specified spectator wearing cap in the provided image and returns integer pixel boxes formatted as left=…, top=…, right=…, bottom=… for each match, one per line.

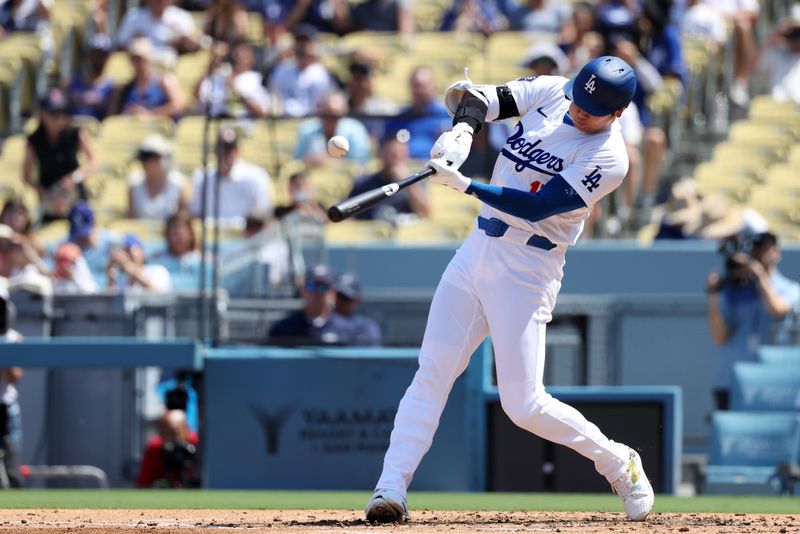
left=440, top=0, right=508, bottom=35
left=51, top=242, right=99, bottom=294
left=189, top=128, right=274, bottom=222
left=65, top=33, right=116, bottom=120
left=24, top=88, right=98, bottom=222
left=107, top=234, right=172, bottom=293
left=194, top=40, right=271, bottom=119
left=294, top=91, right=371, bottom=167
left=109, top=37, right=185, bottom=119
left=521, top=41, right=569, bottom=76
left=754, top=5, right=800, bottom=105
left=116, top=0, right=200, bottom=64
left=346, top=134, right=430, bottom=221
left=128, top=135, right=189, bottom=220
left=385, top=66, right=451, bottom=160
left=268, top=264, right=343, bottom=345
left=332, top=272, right=382, bottom=346
left=66, top=202, right=116, bottom=270
left=267, top=24, right=336, bottom=117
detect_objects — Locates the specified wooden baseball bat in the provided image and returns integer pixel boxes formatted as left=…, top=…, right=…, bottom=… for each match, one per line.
left=327, top=167, right=436, bottom=223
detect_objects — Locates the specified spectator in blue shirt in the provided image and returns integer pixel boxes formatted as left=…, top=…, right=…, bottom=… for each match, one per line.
left=386, top=66, right=451, bottom=160
left=65, top=33, right=116, bottom=120
left=707, top=232, right=800, bottom=410
left=66, top=202, right=116, bottom=271
left=332, top=272, right=382, bottom=346
left=269, top=264, right=354, bottom=346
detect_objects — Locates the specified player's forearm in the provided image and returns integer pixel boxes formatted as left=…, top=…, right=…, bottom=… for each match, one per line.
left=465, top=175, right=585, bottom=223
left=453, top=86, right=520, bottom=133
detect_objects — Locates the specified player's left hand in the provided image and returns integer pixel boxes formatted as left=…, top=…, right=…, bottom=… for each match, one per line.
left=429, top=122, right=473, bottom=171
left=426, top=157, right=472, bottom=193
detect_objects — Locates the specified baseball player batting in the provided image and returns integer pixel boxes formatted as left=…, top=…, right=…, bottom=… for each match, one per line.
left=365, top=56, right=654, bottom=523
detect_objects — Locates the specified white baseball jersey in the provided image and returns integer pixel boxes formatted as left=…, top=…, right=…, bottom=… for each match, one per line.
left=371, top=74, right=643, bottom=511
left=481, top=75, right=629, bottom=245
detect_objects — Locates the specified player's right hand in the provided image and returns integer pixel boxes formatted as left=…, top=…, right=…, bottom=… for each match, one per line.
left=429, top=122, right=473, bottom=171
left=426, top=157, right=472, bottom=193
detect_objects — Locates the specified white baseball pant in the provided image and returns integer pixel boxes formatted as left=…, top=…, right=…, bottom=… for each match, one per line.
left=375, top=229, right=630, bottom=495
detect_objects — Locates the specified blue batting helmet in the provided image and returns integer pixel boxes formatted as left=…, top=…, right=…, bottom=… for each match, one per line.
left=563, top=56, right=637, bottom=117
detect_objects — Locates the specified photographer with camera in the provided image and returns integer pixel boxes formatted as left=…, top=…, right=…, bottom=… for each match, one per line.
left=707, top=232, right=800, bottom=410
left=136, top=409, right=199, bottom=488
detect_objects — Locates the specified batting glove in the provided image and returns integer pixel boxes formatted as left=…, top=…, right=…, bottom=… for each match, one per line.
left=426, top=157, right=472, bottom=193
left=429, top=122, right=474, bottom=171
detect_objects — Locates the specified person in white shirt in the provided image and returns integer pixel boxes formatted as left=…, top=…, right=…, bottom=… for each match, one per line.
left=189, top=127, right=274, bottom=222
left=116, top=0, right=200, bottom=65
left=267, top=24, right=335, bottom=117
left=755, top=9, right=800, bottom=105
left=704, top=0, right=759, bottom=106
left=195, top=40, right=271, bottom=119
left=128, top=135, right=188, bottom=220
left=681, top=0, right=728, bottom=48
left=106, top=234, right=172, bottom=293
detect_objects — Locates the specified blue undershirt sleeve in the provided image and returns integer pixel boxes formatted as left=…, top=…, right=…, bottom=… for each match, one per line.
left=464, top=174, right=586, bottom=222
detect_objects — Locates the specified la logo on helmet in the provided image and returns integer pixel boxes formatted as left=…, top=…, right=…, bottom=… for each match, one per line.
left=584, top=74, right=597, bottom=94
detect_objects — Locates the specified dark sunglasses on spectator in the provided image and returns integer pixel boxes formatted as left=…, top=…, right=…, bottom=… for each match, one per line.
left=305, top=280, right=331, bottom=293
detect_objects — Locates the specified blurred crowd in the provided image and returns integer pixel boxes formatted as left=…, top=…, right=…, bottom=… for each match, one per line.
left=0, top=0, right=798, bottom=490
left=0, top=0, right=796, bottom=302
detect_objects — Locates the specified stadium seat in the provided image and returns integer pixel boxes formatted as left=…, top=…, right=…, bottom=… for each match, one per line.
left=712, top=142, right=786, bottom=167
left=758, top=345, right=800, bottom=366
left=728, top=122, right=796, bottom=148
left=730, top=362, right=800, bottom=411
left=104, top=51, right=134, bottom=85
left=703, top=412, right=800, bottom=495
left=748, top=95, right=800, bottom=126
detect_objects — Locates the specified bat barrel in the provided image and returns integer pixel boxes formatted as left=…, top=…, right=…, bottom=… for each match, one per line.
left=327, top=167, right=435, bottom=223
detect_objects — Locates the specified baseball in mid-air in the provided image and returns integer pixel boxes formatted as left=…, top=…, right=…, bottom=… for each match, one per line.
left=327, top=135, right=350, bottom=158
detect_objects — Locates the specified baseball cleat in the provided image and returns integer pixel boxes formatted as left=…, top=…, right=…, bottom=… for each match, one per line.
left=365, top=488, right=409, bottom=523
left=611, top=448, right=654, bottom=521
